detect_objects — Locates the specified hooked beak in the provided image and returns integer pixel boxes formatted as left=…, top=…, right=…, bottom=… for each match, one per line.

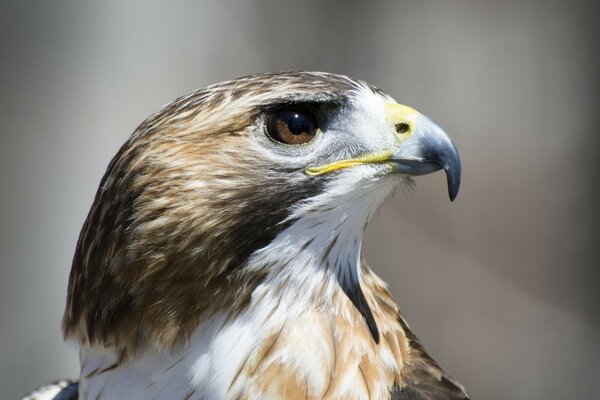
left=305, top=103, right=461, bottom=201
left=386, top=104, right=461, bottom=201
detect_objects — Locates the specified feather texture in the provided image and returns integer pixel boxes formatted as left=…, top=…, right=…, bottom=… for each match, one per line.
left=25, top=72, right=470, bottom=399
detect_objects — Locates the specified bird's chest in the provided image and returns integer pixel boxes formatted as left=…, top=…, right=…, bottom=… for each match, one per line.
left=78, top=303, right=406, bottom=400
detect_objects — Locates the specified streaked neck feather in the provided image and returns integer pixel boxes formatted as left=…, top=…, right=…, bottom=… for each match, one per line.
left=79, top=174, right=411, bottom=399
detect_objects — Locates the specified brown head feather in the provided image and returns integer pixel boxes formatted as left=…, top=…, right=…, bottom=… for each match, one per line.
left=62, top=72, right=367, bottom=352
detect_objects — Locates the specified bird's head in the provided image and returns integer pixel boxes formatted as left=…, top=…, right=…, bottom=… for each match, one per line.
left=63, top=72, right=460, bottom=351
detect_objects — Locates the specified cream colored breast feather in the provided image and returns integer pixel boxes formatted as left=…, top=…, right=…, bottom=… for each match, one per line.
left=41, top=71, right=469, bottom=400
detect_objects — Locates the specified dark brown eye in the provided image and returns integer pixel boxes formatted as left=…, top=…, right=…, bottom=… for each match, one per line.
left=267, top=107, right=317, bottom=145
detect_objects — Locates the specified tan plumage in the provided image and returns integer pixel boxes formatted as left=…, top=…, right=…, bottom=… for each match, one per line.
left=29, top=72, right=468, bottom=400
left=228, top=262, right=408, bottom=399
left=63, top=73, right=359, bottom=353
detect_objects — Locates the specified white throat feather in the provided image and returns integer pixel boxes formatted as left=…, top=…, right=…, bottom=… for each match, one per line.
left=246, top=165, right=400, bottom=342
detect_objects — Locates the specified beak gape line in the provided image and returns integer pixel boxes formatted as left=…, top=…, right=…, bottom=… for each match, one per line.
left=305, top=103, right=461, bottom=201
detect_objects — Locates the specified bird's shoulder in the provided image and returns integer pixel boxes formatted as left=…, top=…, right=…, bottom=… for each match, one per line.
left=359, top=258, right=469, bottom=399
left=390, top=318, right=470, bottom=400
left=22, top=380, right=78, bottom=400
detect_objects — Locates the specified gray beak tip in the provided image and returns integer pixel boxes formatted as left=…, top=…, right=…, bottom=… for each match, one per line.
left=448, top=175, right=460, bottom=201
left=442, top=145, right=461, bottom=202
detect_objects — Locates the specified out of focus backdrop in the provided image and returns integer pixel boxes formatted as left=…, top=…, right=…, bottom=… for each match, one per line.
left=1, top=1, right=599, bottom=399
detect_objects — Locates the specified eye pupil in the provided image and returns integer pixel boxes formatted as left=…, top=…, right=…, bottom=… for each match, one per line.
left=267, top=107, right=317, bottom=145
left=287, top=113, right=305, bottom=135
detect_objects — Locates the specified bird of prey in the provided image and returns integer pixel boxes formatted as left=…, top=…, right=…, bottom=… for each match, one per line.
left=25, top=72, right=468, bottom=400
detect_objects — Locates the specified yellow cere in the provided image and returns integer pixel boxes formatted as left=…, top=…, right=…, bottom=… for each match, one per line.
left=305, top=150, right=393, bottom=176
left=384, top=103, right=420, bottom=142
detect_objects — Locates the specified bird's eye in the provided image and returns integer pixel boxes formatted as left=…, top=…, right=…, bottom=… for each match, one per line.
left=267, top=107, right=317, bottom=145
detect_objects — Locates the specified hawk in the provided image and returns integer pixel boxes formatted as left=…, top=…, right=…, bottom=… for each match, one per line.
left=26, top=72, right=468, bottom=399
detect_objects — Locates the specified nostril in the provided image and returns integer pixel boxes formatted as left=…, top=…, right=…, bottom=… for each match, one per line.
left=395, top=122, right=410, bottom=134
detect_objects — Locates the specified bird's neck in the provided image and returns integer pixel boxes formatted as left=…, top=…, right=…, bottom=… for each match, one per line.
left=78, top=178, right=409, bottom=399
left=78, top=264, right=409, bottom=400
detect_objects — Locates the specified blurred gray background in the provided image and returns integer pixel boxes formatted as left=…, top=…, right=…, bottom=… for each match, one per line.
left=1, top=1, right=599, bottom=399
